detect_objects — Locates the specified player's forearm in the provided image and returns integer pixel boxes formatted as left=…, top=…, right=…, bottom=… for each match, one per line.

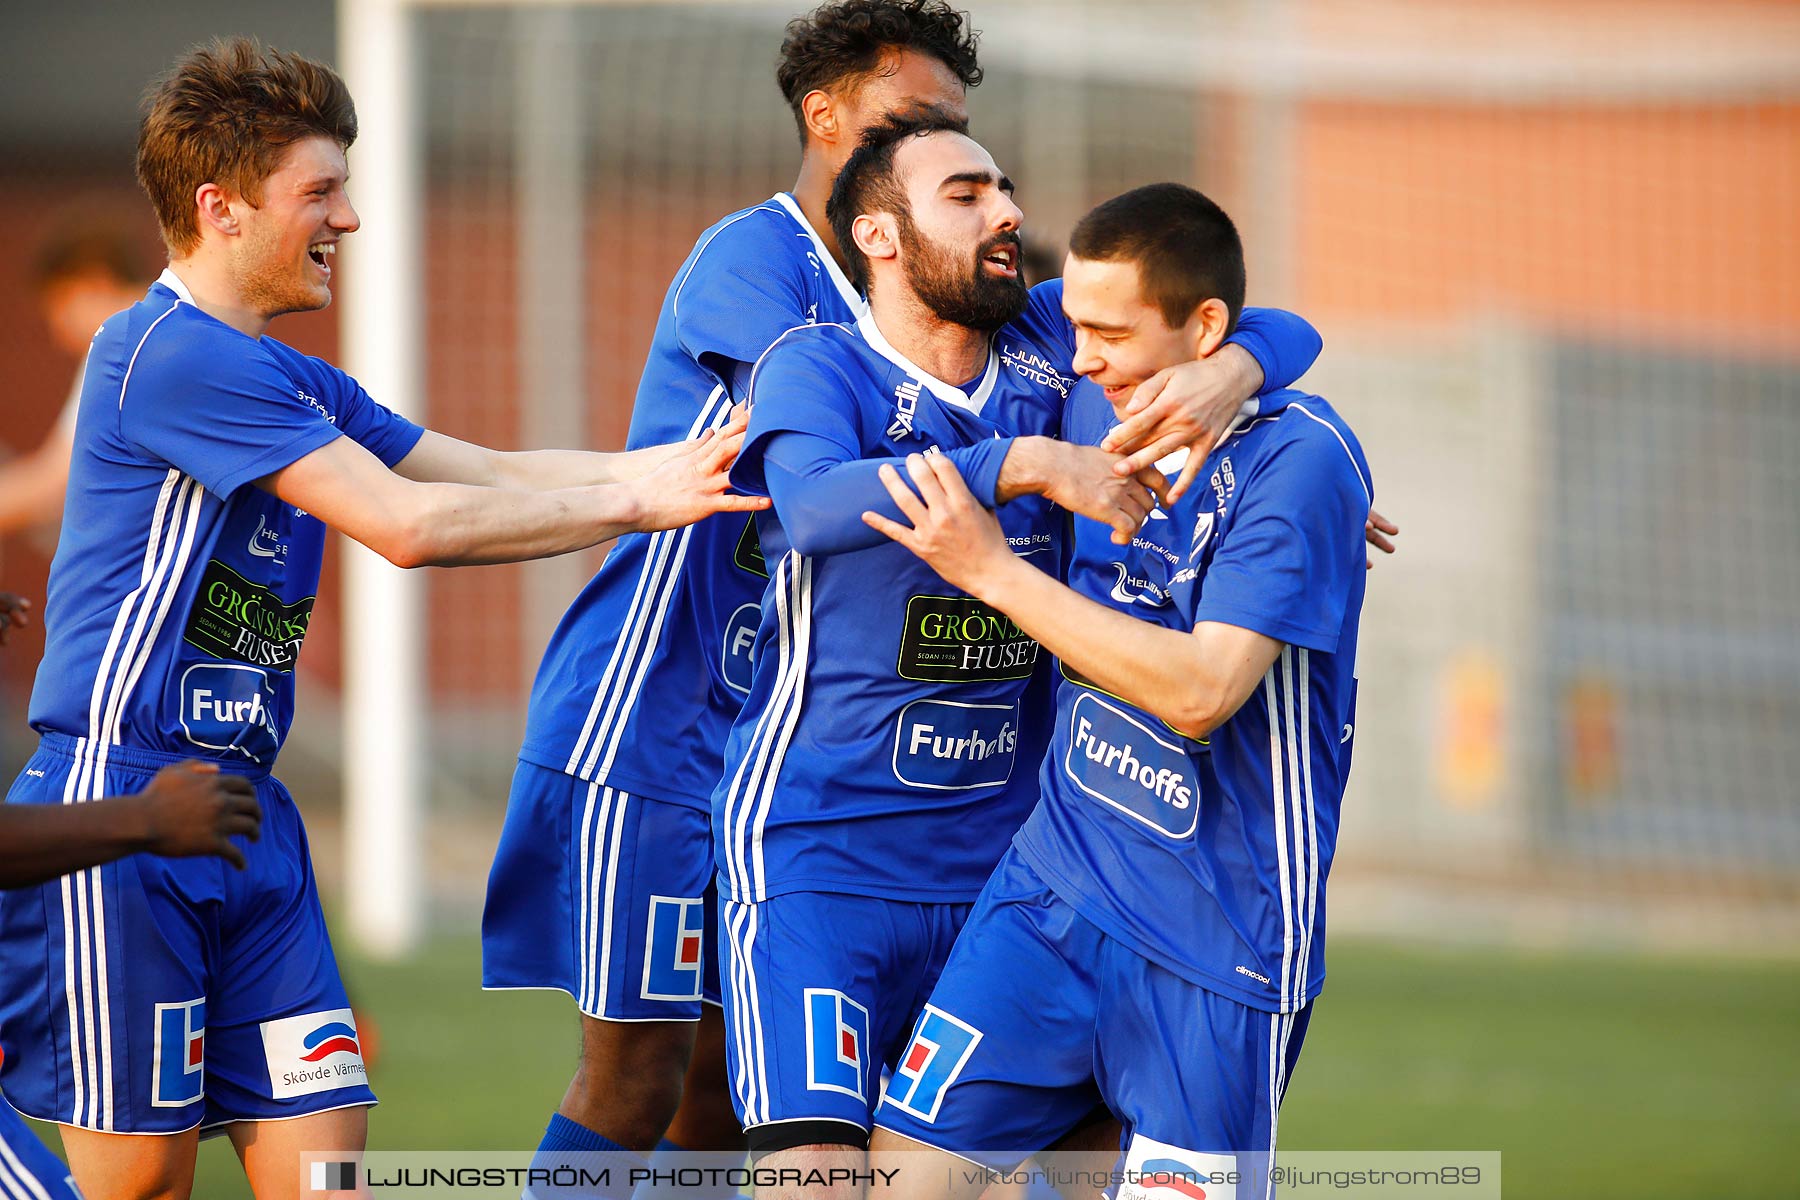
left=994, top=436, right=1066, bottom=502
left=977, top=558, right=1222, bottom=735
left=490, top=443, right=681, bottom=491
left=0, top=446, right=72, bottom=533
left=766, top=435, right=1010, bottom=557
left=0, top=800, right=155, bottom=889
left=1229, top=306, right=1322, bottom=396
left=384, top=480, right=646, bottom=567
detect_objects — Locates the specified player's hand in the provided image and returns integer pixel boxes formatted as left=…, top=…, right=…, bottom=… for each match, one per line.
left=630, top=408, right=771, bottom=532
left=135, top=761, right=262, bottom=870
left=1365, top=509, right=1400, bottom=569
left=0, top=593, right=29, bottom=646
left=863, top=452, right=1015, bottom=597
left=1099, top=349, right=1259, bottom=503
left=1041, top=442, right=1166, bottom=546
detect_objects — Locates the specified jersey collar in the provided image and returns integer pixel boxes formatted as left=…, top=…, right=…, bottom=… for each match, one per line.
left=855, top=310, right=999, bottom=416
left=771, top=192, right=866, bottom=316
left=156, top=267, right=197, bottom=304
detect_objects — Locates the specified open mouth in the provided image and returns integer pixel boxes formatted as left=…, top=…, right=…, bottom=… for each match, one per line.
left=981, top=242, right=1019, bottom=279
left=308, top=241, right=336, bottom=274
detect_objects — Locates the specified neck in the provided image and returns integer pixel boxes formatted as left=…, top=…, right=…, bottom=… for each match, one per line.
left=867, top=280, right=989, bottom=386
left=166, top=252, right=270, bottom=338
left=791, top=150, right=849, bottom=274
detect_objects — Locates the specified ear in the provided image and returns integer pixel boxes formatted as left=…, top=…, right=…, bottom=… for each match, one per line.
left=1191, top=297, right=1232, bottom=358
left=852, top=212, right=899, bottom=267
left=800, top=89, right=840, bottom=147
left=194, top=182, right=240, bottom=239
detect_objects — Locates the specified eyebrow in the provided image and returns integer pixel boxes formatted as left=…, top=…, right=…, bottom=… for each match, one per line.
left=940, top=170, right=1016, bottom=195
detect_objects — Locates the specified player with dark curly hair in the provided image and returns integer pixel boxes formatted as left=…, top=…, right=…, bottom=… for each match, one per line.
left=775, top=0, right=983, bottom=147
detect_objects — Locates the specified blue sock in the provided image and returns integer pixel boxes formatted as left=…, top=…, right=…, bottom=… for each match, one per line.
left=630, top=1136, right=747, bottom=1200
left=527, top=1113, right=645, bottom=1200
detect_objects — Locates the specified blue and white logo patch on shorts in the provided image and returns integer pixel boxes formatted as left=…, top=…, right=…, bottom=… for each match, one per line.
left=804, top=988, right=869, bottom=1100
left=151, top=998, right=206, bottom=1108
left=884, top=1004, right=983, bottom=1124
left=642, top=895, right=706, bottom=1002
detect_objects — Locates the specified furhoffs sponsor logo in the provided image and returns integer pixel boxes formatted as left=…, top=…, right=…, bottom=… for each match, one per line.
left=1063, top=692, right=1200, bottom=839
left=892, top=699, right=1019, bottom=791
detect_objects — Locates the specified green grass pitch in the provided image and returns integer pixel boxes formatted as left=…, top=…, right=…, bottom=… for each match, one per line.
left=26, top=936, right=1800, bottom=1198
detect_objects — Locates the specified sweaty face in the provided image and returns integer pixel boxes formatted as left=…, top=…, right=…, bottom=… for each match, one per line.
left=1061, top=254, right=1203, bottom=412
left=891, top=132, right=1027, bottom=332
left=229, top=135, right=358, bottom=320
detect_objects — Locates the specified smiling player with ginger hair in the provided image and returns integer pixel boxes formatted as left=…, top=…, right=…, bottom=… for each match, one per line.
left=0, top=36, right=761, bottom=1200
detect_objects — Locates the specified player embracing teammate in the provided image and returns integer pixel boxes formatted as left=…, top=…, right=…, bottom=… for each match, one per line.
left=0, top=35, right=761, bottom=1200
left=862, top=184, right=1371, bottom=1198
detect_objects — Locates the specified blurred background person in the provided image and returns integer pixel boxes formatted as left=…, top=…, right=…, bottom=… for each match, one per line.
left=0, top=223, right=151, bottom=537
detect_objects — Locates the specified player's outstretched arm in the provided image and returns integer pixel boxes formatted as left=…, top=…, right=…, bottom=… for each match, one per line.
left=260, top=411, right=764, bottom=568
left=865, top=452, right=1278, bottom=738
left=0, top=761, right=262, bottom=888
left=391, top=429, right=688, bottom=491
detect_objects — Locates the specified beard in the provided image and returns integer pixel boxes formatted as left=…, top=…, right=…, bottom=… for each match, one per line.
left=899, top=215, right=1028, bottom=333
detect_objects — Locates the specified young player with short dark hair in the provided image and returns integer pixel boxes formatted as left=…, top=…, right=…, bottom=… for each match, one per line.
left=864, top=183, right=1371, bottom=1197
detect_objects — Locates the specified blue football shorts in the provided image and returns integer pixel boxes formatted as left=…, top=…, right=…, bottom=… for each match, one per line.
left=718, top=889, right=971, bottom=1148
left=0, top=733, right=375, bottom=1135
left=875, top=848, right=1312, bottom=1194
left=483, top=761, right=721, bottom=1021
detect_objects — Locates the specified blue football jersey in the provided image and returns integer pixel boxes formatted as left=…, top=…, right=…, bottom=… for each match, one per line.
left=517, top=194, right=867, bottom=807
left=714, top=297, right=1078, bottom=907
left=27, top=270, right=422, bottom=773
left=1014, top=380, right=1372, bottom=1014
